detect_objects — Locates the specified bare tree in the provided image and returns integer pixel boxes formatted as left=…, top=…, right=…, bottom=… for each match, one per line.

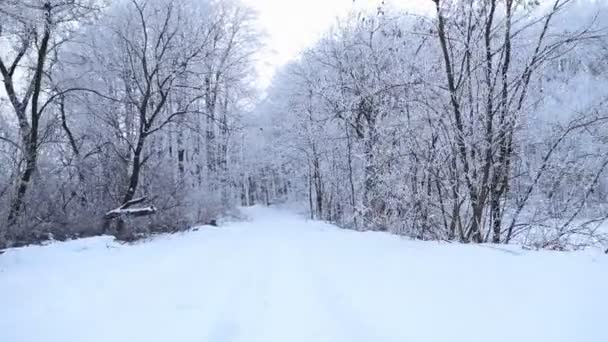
left=0, top=0, right=98, bottom=230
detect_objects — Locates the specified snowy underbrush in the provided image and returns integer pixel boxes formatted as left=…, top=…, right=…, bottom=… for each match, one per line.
left=304, top=202, right=608, bottom=253
left=0, top=199, right=241, bottom=251
left=516, top=220, right=608, bottom=252
left=504, top=204, right=608, bottom=252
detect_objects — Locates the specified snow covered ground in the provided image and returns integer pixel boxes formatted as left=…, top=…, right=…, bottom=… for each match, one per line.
left=1, top=206, right=607, bottom=342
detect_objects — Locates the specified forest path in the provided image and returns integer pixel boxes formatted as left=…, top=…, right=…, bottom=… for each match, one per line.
left=1, top=206, right=607, bottom=342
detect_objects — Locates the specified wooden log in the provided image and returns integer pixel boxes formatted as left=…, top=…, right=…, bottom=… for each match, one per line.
left=104, top=206, right=157, bottom=219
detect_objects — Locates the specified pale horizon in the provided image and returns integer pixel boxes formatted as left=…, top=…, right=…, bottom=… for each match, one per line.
left=243, top=0, right=432, bottom=87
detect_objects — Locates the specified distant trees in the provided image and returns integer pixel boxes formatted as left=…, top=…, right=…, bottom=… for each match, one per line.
left=259, top=0, right=608, bottom=250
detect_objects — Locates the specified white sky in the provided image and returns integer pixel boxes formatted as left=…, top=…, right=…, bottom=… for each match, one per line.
left=242, top=0, right=432, bottom=88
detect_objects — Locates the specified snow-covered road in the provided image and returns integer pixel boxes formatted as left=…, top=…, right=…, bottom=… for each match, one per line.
left=1, top=206, right=607, bottom=342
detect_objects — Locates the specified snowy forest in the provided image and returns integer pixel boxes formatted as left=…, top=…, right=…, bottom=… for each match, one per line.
left=1, top=0, right=608, bottom=251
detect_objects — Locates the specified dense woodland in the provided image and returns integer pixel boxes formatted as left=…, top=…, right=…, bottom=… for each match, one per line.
left=1, top=0, right=607, bottom=251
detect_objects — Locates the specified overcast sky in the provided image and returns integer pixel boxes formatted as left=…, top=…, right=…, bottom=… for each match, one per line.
left=242, top=0, right=432, bottom=88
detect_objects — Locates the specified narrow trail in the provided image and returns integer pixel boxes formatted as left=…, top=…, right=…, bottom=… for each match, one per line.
left=1, top=206, right=606, bottom=342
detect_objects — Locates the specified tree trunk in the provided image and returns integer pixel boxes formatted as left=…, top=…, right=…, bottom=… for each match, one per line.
left=6, top=146, right=37, bottom=227
left=115, top=134, right=146, bottom=237
left=5, top=4, right=52, bottom=226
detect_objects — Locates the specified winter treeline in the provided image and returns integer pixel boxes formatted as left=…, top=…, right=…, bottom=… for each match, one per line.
left=0, top=0, right=261, bottom=246
left=257, top=0, right=608, bottom=249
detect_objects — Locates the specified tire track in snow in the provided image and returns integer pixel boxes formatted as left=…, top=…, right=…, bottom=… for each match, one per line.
left=203, top=233, right=274, bottom=342
left=296, top=228, right=399, bottom=342
left=309, top=261, right=393, bottom=342
left=269, top=227, right=389, bottom=342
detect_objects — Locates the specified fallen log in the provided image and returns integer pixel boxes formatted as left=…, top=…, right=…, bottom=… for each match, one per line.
left=102, top=197, right=157, bottom=237
left=104, top=197, right=157, bottom=219
left=104, top=206, right=157, bottom=219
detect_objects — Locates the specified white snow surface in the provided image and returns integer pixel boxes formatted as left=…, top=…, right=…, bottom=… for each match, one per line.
left=1, top=206, right=607, bottom=342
